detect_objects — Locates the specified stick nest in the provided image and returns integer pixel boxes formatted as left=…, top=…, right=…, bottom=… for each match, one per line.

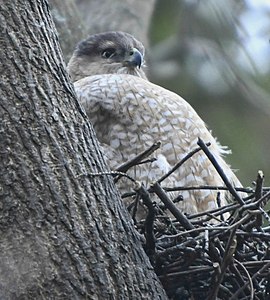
left=117, top=140, right=270, bottom=300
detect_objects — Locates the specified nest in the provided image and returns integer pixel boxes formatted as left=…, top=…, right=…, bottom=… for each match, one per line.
left=116, top=139, right=270, bottom=300
left=141, top=186, right=270, bottom=300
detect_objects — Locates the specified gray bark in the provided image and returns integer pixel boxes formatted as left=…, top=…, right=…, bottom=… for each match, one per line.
left=0, top=1, right=167, bottom=299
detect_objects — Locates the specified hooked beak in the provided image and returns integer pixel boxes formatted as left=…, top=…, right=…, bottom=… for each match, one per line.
left=124, top=48, right=143, bottom=69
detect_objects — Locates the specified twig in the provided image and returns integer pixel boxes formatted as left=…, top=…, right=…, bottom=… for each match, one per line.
left=156, top=240, right=198, bottom=259
left=259, top=207, right=270, bottom=223
left=233, top=259, right=254, bottom=300
left=240, top=190, right=270, bottom=212
left=229, top=263, right=247, bottom=296
left=250, top=171, right=264, bottom=230
left=115, top=141, right=161, bottom=175
left=229, top=261, right=270, bottom=300
left=207, top=225, right=238, bottom=300
left=165, top=185, right=253, bottom=193
left=156, top=143, right=210, bottom=184
left=197, top=138, right=245, bottom=205
left=130, top=193, right=140, bottom=223
left=134, top=183, right=156, bottom=261
left=158, top=265, right=214, bottom=279
left=242, top=260, right=270, bottom=267
left=189, top=201, right=241, bottom=220
left=121, top=185, right=253, bottom=199
left=204, top=229, right=209, bottom=251
left=157, top=213, right=252, bottom=242
left=137, top=158, right=157, bottom=165
left=255, top=170, right=264, bottom=201
left=151, top=182, right=195, bottom=231
left=78, top=170, right=136, bottom=183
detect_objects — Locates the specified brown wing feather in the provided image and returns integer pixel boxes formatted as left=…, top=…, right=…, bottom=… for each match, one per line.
left=74, top=74, right=242, bottom=214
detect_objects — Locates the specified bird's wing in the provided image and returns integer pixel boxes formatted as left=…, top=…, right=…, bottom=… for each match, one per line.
left=74, top=74, right=243, bottom=213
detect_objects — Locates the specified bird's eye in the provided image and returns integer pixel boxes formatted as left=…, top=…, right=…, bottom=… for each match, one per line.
left=101, top=48, right=116, bottom=59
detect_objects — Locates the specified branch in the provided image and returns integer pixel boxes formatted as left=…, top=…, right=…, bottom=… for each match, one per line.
left=116, top=142, right=161, bottom=173
left=255, top=170, right=264, bottom=201
left=151, top=182, right=194, bottom=231
left=229, top=261, right=270, bottom=299
left=156, top=143, right=210, bottom=184
left=114, top=142, right=161, bottom=183
left=207, top=226, right=238, bottom=300
left=134, top=183, right=156, bottom=262
left=197, top=138, right=245, bottom=205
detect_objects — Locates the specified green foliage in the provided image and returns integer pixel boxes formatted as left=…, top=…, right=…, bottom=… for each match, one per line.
left=149, top=0, right=270, bottom=185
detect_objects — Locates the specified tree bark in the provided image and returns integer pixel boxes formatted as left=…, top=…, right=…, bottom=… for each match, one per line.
left=0, top=1, right=167, bottom=299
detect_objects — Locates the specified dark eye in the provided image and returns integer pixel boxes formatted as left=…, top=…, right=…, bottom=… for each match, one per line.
left=101, top=48, right=116, bottom=59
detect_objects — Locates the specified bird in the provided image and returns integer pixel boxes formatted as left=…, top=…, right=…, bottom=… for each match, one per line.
left=67, top=31, right=243, bottom=217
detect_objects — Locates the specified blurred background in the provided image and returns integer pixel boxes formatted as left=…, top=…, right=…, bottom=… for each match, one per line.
left=52, top=0, right=270, bottom=187
left=149, top=0, right=270, bottom=186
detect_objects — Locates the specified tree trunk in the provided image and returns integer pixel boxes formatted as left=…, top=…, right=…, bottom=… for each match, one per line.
left=0, top=1, right=167, bottom=299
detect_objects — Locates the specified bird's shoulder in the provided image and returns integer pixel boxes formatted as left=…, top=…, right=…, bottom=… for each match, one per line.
left=74, top=74, right=200, bottom=118
left=74, top=73, right=220, bottom=154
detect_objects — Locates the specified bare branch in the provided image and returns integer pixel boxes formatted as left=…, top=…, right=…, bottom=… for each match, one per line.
left=197, top=138, right=245, bottom=205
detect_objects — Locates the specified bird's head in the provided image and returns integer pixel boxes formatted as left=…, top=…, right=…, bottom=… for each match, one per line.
left=67, top=31, right=147, bottom=82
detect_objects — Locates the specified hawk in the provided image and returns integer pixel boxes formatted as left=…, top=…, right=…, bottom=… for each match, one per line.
left=68, top=31, right=243, bottom=216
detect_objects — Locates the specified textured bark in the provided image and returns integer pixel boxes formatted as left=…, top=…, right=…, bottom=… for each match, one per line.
left=0, top=1, right=167, bottom=299
left=50, top=0, right=156, bottom=61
